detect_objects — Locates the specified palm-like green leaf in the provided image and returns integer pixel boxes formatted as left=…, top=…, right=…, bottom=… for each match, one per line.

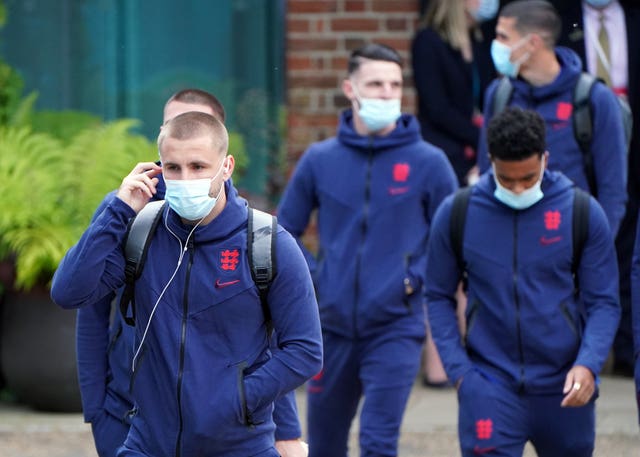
left=0, top=120, right=157, bottom=291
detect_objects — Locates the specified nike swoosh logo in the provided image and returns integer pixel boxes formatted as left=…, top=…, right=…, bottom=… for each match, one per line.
left=473, top=445, right=496, bottom=454
left=539, top=235, right=562, bottom=245
left=215, top=279, right=240, bottom=289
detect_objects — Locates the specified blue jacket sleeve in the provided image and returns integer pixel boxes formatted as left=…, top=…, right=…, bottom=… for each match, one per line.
left=589, top=83, right=628, bottom=236
left=76, top=298, right=112, bottom=422
left=270, top=330, right=303, bottom=440
left=51, top=197, right=135, bottom=309
left=71, top=191, right=119, bottom=423
left=632, top=208, right=640, bottom=422
left=633, top=208, right=640, bottom=359
left=277, top=151, right=318, bottom=275
left=573, top=197, right=621, bottom=375
left=243, top=227, right=323, bottom=415
left=272, top=390, right=302, bottom=441
left=424, top=195, right=474, bottom=383
left=409, top=151, right=459, bottom=293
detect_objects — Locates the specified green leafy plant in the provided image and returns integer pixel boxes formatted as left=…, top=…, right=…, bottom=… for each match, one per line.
left=0, top=121, right=156, bottom=290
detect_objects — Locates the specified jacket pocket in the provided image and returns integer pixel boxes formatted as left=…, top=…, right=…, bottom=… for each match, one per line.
left=464, top=300, right=479, bottom=346
left=236, top=361, right=266, bottom=428
left=560, top=302, right=579, bottom=339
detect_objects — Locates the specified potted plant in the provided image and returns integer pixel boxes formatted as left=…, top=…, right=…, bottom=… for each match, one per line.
left=0, top=119, right=157, bottom=411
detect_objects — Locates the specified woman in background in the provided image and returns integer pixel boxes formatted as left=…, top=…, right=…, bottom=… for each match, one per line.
left=411, top=0, right=498, bottom=387
left=412, top=0, right=498, bottom=186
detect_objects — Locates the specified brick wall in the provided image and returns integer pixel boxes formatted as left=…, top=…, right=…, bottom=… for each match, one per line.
left=286, top=0, right=421, bottom=170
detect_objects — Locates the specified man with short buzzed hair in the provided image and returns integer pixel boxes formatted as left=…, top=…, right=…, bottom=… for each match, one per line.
left=59, top=104, right=322, bottom=456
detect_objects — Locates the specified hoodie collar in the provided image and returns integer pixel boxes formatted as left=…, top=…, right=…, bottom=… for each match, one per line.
left=511, top=46, right=584, bottom=99
left=476, top=167, right=575, bottom=203
left=336, top=109, right=423, bottom=152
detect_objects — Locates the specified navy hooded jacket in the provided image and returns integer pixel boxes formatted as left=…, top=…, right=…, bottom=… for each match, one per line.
left=277, top=110, right=458, bottom=339
left=477, top=47, right=627, bottom=236
left=75, top=178, right=304, bottom=443
left=52, top=181, right=322, bottom=456
left=425, top=169, right=620, bottom=394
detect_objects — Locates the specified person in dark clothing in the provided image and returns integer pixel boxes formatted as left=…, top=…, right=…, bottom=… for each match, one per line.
left=278, top=43, right=458, bottom=457
left=552, top=0, right=640, bottom=379
left=477, top=0, right=628, bottom=237
left=411, top=0, right=499, bottom=389
left=74, top=89, right=310, bottom=457
left=426, top=107, right=620, bottom=456
left=412, top=0, right=498, bottom=186
left=52, top=111, right=323, bottom=456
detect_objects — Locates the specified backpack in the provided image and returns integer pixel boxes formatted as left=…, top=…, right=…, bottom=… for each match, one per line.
left=450, top=186, right=590, bottom=284
left=492, top=73, right=633, bottom=198
left=119, top=201, right=277, bottom=336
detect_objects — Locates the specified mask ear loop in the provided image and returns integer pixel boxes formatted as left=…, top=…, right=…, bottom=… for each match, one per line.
left=131, top=211, right=204, bottom=373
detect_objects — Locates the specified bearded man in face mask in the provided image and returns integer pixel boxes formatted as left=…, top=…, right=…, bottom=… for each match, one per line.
left=476, top=0, right=627, bottom=239
left=426, top=107, right=620, bottom=457
left=277, top=43, right=458, bottom=457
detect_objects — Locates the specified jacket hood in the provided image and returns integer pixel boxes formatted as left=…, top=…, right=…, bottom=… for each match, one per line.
left=476, top=166, right=575, bottom=206
left=511, top=46, right=583, bottom=100
left=336, top=109, right=423, bottom=152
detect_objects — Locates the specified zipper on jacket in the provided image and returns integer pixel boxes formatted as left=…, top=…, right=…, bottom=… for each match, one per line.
left=353, top=140, right=374, bottom=338
left=174, top=236, right=194, bottom=457
left=402, top=254, right=413, bottom=312
left=512, top=214, right=526, bottom=393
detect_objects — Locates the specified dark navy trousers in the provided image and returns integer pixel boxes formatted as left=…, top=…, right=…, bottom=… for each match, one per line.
left=307, top=330, right=423, bottom=457
left=458, top=370, right=595, bottom=457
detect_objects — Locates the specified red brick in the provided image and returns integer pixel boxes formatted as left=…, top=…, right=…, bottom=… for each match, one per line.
left=371, top=0, right=417, bottom=13
left=287, top=18, right=310, bottom=33
left=331, top=17, right=379, bottom=32
left=288, top=37, right=339, bottom=52
left=373, top=37, right=411, bottom=53
left=344, top=0, right=367, bottom=12
left=330, top=56, right=349, bottom=71
left=290, top=74, right=340, bottom=89
left=287, top=0, right=338, bottom=13
left=287, top=55, right=313, bottom=71
left=344, top=37, right=368, bottom=50
left=386, top=17, right=409, bottom=31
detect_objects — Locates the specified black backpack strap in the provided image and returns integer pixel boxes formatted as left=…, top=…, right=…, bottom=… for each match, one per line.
left=119, top=200, right=166, bottom=326
left=492, top=77, right=513, bottom=117
left=572, top=187, right=590, bottom=289
left=573, top=72, right=597, bottom=197
left=247, top=207, right=277, bottom=337
left=450, top=187, right=473, bottom=273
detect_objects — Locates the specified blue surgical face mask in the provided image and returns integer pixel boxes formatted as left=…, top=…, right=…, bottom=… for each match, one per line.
left=351, top=81, right=401, bottom=132
left=490, top=38, right=529, bottom=78
left=584, top=0, right=613, bottom=8
left=165, top=158, right=227, bottom=221
left=472, top=0, right=499, bottom=22
left=492, top=160, right=545, bottom=210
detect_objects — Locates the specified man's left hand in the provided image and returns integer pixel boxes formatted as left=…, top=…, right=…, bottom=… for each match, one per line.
left=275, top=439, right=308, bottom=457
left=561, top=364, right=595, bottom=407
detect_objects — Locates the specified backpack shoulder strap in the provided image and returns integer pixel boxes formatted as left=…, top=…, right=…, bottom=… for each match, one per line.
left=492, top=77, right=514, bottom=117
left=572, top=187, right=590, bottom=282
left=247, top=207, right=278, bottom=337
left=119, top=200, right=166, bottom=326
left=572, top=72, right=597, bottom=196
left=450, top=187, right=473, bottom=272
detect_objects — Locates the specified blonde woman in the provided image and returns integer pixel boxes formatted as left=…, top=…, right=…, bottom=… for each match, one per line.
left=412, top=0, right=498, bottom=186
left=411, top=0, right=498, bottom=387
